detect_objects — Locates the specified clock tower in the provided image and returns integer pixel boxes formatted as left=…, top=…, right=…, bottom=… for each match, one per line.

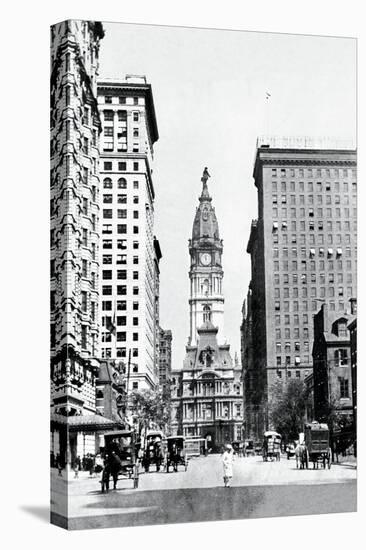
left=188, top=168, right=224, bottom=345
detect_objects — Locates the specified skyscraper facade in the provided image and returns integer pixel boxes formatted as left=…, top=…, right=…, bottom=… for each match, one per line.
left=97, top=76, right=160, bottom=391
left=241, top=139, right=357, bottom=440
left=50, top=20, right=105, bottom=465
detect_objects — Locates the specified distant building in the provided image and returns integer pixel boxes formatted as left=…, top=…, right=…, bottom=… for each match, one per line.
left=171, top=170, right=243, bottom=449
left=97, top=76, right=160, bottom=391
left=159, top=328, right=172, bottom=389
left=153, top=238, right=163, bottom=384
left=312, top=303, right=355, bottom=423
left=242, top=140, right=357, bottom=440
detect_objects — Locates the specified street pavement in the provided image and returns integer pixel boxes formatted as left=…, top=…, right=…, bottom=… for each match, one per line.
left=51, top=454, right=357, bottom=530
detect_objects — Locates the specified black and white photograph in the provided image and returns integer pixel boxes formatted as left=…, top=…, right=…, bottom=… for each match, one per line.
left=49, top=18, right=357, bottom=531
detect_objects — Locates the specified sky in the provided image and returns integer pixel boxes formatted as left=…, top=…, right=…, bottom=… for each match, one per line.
left=98, top=22, right=356, bottom=369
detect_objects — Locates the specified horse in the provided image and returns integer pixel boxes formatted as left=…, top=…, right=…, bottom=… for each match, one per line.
left=295, top=444, right=308, bottom=469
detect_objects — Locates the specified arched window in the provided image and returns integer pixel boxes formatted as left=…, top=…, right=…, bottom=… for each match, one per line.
left=203, top=304, right=211, bottom=322
left=118, top=178, right=127, bottom=189
left=103, top=177, right=112, bottom=189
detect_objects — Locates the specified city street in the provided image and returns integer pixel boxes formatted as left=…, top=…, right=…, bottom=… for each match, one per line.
left=51, top=454, right=357, bottom=530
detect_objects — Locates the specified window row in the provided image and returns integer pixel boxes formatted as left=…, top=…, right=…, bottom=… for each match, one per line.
left=273, top=232, right=354, bottom=244
left=271, top=180, right=357, bottom=193
left=273, top=272, right=353, bottom=285
left=273, top=259, right=354, bottom=272
left=101, top=95, right=141, bottom=106
left=276, top=370, right=302, bottom=379
left=272, top=207, right=355, bottom=219
left=272, top=220, right=356, bottom=232
left=103, top=209, right=139, bottom=219
left=103, top=177, right=139, bottom=190
left=102, top=269, right=139, bottom=280
left=102, top=224, right=139, bottom=235
left=103, top=109, right=140, bottom=121
left=103, top=194, right=139, bottom=204
left=103, top=161, right=139, bottom=172
left=272, top=193, right=356, bottom=205
left=102, top=254, right=139, bottom=265
left=274, top=285, right=353, bottom=300
left=270, top=167, right=356, bottom=178
left=275, top=327, right=309, bottom=339
left=276, top=356, right=309, bottom=366
left=273, top=246, right=350, bottom=258
left=103, top=239, right=139, bottom=250
left=102, top=285, right=140, bottom=298
left=276, top=341, right=310, bottom=353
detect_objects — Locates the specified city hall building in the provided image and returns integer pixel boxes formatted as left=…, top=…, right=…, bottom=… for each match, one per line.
left=171, top=170, right=243, bottom=449
left=241, top=138, right=357, bottom=440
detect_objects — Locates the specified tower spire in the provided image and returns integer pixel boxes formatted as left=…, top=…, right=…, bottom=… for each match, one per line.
left=200, top=167, right=211, bottom=201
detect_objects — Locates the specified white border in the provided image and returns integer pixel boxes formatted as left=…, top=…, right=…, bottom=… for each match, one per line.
left=2, top=1, right=364, bottom=549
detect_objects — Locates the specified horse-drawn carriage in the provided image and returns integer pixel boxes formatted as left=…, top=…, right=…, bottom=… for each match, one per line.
left=244, top=439, right=255, bottom=457
left=262, top=431, right=282, bottom=462
left=142, top=430, right=165, bottom=473
left=100, top=429, right=140, bottom=491
left=232, top=440, right=244, bottom=457
left=299, top=422, right=331, bottom=469
left=165, top=436, right=189, bottom=472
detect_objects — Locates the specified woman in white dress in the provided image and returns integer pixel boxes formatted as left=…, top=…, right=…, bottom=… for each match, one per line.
left=222, top=444, right=234, bottom=487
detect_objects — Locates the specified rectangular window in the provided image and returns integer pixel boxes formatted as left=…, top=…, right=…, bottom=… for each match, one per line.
left=133, top=162, right=139, bottom=171
left=117, top=224, right=127, bottom=234
left=339, top=378, right=349, bottom=398
left=81, top=326, right=87, bottom=349
left=104, top=162, right=112, bottom=170
left=118, top=162, right=127, bottom=171
left=117, top=270, right=127, bottom=280
left=102, top=270, right=112, bottom=280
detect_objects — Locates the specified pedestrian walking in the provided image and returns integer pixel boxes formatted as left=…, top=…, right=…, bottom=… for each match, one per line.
left=101, top=454, right=111, bottom=493
left=73, top=455, right=81, bottom=478
left=56, top=454, right=63, bottom=476
left=109, top=451, right=123, bottom=490
left=222, top=444, right=234, bottom=488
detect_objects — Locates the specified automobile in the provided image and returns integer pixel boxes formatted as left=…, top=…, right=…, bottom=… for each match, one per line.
left=286, top=443, right=296, bottom=459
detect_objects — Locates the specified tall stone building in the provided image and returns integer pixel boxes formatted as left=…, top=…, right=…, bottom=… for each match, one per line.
left=241, top=138, right=357, bottom=440
left=159, top=328, right=173, bottom=389
left=171, top=170, right=243, bottom=449
left=50, top=20, right=118, bottom=469
left=97, top=76, right=160, bottom=391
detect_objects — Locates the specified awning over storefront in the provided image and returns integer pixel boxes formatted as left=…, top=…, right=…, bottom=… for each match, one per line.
left=50, top=413, right=123, bottom=433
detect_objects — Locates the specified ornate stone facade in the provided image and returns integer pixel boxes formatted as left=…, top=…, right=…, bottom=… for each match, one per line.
left=50, top=20, right=105, bottom=466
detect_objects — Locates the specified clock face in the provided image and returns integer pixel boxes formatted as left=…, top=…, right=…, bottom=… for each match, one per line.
left=200, top=252, right=211, bottom=266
